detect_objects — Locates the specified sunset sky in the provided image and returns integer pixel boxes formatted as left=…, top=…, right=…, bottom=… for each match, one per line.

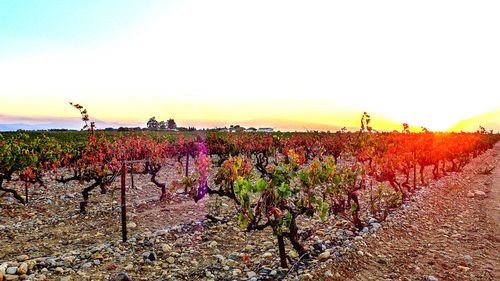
left=0, top=0, right=499, bottom=132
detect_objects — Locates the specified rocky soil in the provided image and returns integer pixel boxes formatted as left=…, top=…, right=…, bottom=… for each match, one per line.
left=1, top=144, right=499, bottom=281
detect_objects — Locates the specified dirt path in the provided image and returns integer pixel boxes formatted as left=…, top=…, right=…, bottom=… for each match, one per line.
left=318, top=143, right=500, bottom=281
left=485, top=153, right=500, bottom=281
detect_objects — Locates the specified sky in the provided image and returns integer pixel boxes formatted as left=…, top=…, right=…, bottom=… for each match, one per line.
left=0, top=0, right=499, bottom=132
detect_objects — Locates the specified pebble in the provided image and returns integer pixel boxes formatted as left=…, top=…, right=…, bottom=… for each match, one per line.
left=232, top=269, right=241, bottom=276
left=247, top=271, right=257, bottom=278
left=113, top=272, right=130, bottom=281
left=372, top=223, right=382, bottom=231
left=81, top=262, right=92, bottom=269
left=142, top=251, right=157, bottom=262
left=464, top=255, right=473, bottom=266
left=166, top=257, right=175, bottom=264
left=227, top=253, right=239, bottom=261
left=457, top=265, right=469, bottom=272
left=324, top=270, right=334, bottom=278
left=45, top=258, right=57, bottom=267
left=263, top=241, right=273, bottom=247
left=5, top=268, right=16, bottom=275
left=54, top=267, right=64, bottom=274
left=261, top=252, right=273, bottom=259
left=91, top=252, right=103, bottom=260
left=15, top=255, right=29, bottom=262
left=126, top=222, right=137, bottom=229
left=17, top=263, right=28, bottom=275
left=474, top=190, right=486, bottom=197
left=161, top=244, right=172, bottom=253
left=259, top=268, right=271, bottom=275
left=425, top=275, right=438, bottom=281
left=143, top=237, right=153, bottom=247
left=124, top=264, right=133, bottom=271
left=155, top=230, right=168, bottom=236
left=318, top=251, right=331, bottom=261
left=0, top=263, right=8, bottom=274
left=3, top=275, right=19, bottom=281
left=62, top=256, right=76, bottom=264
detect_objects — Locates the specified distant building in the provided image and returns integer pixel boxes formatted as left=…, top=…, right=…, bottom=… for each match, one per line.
left=257, top=127, right=274, bottom=133
left=229, top=125, right=244, bottom=132
left=244, top=127, right=257, bottom=132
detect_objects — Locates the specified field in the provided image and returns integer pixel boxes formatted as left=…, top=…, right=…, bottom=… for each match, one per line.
left=0, top=129, right=499, bottom=281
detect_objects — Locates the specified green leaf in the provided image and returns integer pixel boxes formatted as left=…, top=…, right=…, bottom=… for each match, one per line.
left=310, top=194, right=317, bottom=204
left=284, top=211, right=292, bottom=227
left=241, top=192, right=250, bottom=205
left=351, top=202, right=358, bottom=212
left=237, top=212, right=249, bottom=229
left=234, top=180, right=242, bottom=194
left=320, top=202, right=330, bottom=221
left=255, top=178, right=267, bottom=192
left=279, top=182, right=287, bottom=192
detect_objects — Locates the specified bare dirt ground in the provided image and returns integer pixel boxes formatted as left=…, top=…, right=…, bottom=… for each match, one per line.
left=1, top=144, right=498, bottom=281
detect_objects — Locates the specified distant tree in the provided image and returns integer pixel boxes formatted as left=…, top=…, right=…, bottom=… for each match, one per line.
left=167, top=118, right=177, bottom=130
left=478, top=126, right=490, bottom=134
left=402, top=123, right=410, bottom=133
left=360, top=112, right=372, bottom=132
left=177, top=126, right=196, bottom=131
left=147, top=117, right=159, bottom=130
left=159, top=121, right=167, bottom=130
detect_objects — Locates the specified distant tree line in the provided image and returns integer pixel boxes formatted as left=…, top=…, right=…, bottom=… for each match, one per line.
left=145, top=117, right=195, bottom=131
left=147, top=117, right=177, bottom=130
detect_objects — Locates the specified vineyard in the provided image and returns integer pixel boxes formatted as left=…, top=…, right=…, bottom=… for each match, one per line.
left=0, top=109, right=499, bottom=281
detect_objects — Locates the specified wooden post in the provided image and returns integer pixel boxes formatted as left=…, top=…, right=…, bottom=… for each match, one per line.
left=413, top=151, right=417, bottom=190
left=185, top=154, right=189, bottom=177
left=25, top=185, right=28, bottom=205
left=130, top=169, right=134, bottom=189
left=121, top=162, right=127, bottom=242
